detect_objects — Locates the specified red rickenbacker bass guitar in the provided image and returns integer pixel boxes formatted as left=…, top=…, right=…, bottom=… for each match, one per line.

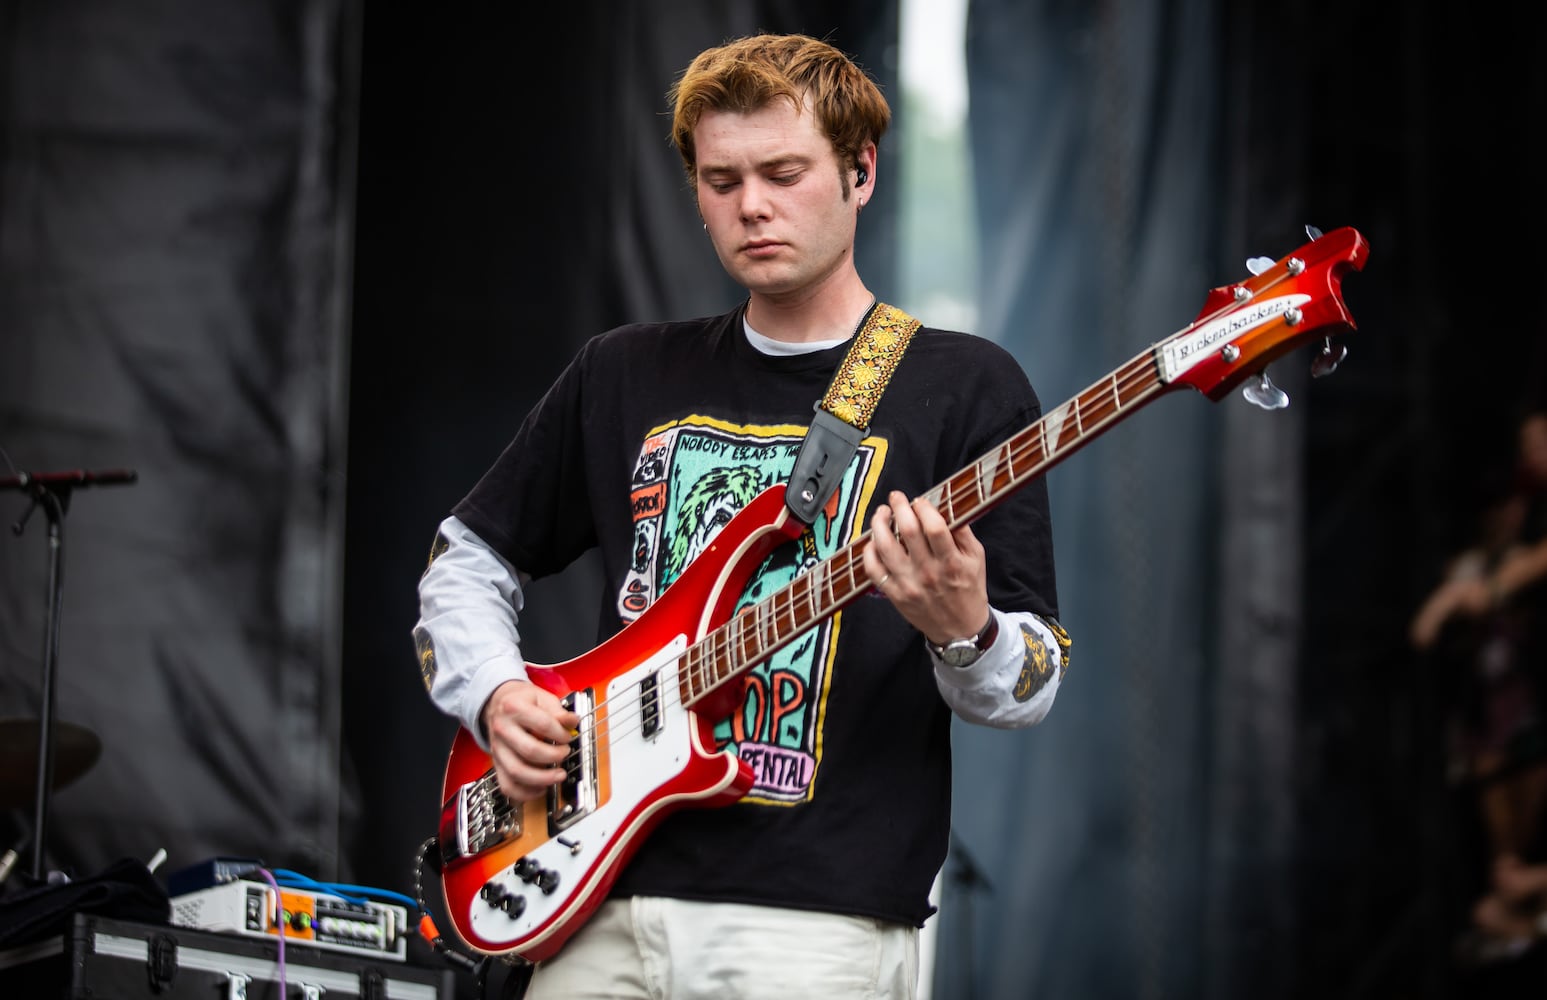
left=434, top=225, right=1370, bottom=961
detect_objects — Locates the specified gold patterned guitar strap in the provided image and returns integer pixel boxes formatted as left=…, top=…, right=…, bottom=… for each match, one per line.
left=785, top=301, right=922, bottom=524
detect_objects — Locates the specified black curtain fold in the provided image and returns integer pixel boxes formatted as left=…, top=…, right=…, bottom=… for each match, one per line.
left=0, top=0, right=356, bottom=881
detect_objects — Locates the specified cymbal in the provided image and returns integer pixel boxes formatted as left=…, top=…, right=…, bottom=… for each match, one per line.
left=0, top=718, right=102, bottom=808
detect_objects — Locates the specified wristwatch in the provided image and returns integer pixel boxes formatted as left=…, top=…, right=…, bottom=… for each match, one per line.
left=925, top=614, right=999, bottom=668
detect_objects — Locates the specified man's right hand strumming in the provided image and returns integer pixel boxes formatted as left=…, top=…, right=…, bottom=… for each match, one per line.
left=481, top=678, right=581, bottom=803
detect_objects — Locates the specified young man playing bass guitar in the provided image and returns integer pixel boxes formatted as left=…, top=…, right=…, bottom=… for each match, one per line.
left=414, top=32, right=1071, bottom=999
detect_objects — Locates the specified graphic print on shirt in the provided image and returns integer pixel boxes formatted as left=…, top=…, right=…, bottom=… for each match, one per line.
left=621, top=414, right=886, bottom=804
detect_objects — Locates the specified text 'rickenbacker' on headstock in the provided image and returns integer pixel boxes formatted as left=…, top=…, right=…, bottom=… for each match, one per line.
left=430, top=225, right=1369, bottom=965
left=1162, top=224, right=1369, bottom=403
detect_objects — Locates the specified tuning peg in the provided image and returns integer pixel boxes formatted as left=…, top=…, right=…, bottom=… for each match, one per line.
left=1305, top=224, right=1324, bottom=240
left=1245, top=256, right=1274, bottom=275
left=1242, top=371, right=1290, bottom=410
left=1310, top=337, right=1347, bottom=378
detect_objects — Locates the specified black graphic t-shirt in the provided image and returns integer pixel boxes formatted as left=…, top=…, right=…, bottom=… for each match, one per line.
left=452, top=304, right=1058, bottom=927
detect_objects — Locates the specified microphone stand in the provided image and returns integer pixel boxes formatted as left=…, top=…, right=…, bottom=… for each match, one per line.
left=3, top=468, right=137, bottom=878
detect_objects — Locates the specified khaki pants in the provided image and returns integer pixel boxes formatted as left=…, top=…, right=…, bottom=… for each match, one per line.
left=525, top=897, right=920, bottom=1000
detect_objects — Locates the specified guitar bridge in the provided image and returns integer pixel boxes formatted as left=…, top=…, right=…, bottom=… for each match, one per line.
left=443, top=769, right=521, bottom=865
left=548, top=688, right=598, bottom=833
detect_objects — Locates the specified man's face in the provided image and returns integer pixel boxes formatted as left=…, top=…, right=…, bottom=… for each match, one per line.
left=693, top=97, right=862, bottom=303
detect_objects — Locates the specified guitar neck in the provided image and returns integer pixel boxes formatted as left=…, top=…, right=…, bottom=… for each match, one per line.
left=922, top=350, right=1168, bottom=527
left=680, top=346, right=1170, bottom=707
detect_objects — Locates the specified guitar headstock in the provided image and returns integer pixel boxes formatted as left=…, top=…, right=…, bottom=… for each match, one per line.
left=1159, top=226, right=1370, bottom=402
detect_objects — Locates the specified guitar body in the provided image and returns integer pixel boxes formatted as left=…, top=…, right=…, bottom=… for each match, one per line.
left=436, top=485, right=801, bottom=961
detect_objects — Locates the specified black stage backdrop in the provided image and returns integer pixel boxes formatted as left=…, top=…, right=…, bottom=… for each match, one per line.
left=0, top=0, right=358, bottom=881
left=1, top=2, right=1544, bottom=998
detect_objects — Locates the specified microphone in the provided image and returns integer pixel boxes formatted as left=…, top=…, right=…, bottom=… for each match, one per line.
left=0, top=469, right=139, bottom=491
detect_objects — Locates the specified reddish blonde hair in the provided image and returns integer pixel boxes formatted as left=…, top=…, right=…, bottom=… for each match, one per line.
left=668, top=33, right=891, bottom=193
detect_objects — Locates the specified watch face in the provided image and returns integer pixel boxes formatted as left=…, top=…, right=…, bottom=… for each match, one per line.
left=940, top=640, right=982, bottom=668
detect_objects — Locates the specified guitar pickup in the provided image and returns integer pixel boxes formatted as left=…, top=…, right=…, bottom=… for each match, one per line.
left=640, top=672, right=662, bottom=740
left=548, top=688, right=597, bottom=833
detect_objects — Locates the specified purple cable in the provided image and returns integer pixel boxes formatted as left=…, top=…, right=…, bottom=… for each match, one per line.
left=255, top=867, right=287, bottom=992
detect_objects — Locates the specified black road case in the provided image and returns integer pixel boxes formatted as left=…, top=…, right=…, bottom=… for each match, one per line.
left=0, top=911, right=458, bottom=998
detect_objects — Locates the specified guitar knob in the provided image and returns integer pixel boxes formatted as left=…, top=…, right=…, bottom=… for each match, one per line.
left=498, top=894, right=527, bottom=917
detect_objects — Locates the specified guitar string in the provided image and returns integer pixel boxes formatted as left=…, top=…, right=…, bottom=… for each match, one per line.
left=516, top=262, right=1314, bottom=780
